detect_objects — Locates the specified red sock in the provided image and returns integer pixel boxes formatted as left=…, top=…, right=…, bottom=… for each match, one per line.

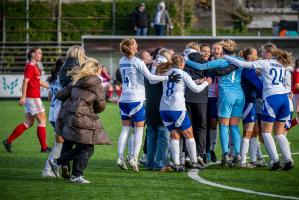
left=108, top=90, right=113, bottom=98
left=7, top=123, right=28, bottom=143
left=37, top=125, right=47, bottom=150
left=290, top=118, right=298, bottom=129
left=116, top=89, right=122, bottom=97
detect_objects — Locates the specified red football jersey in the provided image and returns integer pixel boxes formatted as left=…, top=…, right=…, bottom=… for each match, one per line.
left=24, top=62, right=41, bottom=98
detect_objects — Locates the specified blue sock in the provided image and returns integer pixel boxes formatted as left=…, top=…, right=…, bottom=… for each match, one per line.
left=230, top=125, right=241, bottom=155
left=219, top=124, right=229, bottom=155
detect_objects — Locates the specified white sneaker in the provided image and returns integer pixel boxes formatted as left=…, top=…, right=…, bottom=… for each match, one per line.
left=117, top=158, right=128, bottom=170
left=197, top=156, right=206, bottom=167
left=42, top=169, right=58, bottom=178
left=240, top=163, right=256, bottom=169
left=70, top=175, right=90, bottom=184
left=48, top=159, right=60, bottom=178
left=128, top=158, right=139, bottom=172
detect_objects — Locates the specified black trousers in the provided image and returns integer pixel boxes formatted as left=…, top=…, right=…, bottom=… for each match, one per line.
left=57, top=139, right=94, bottom=177
left=184, top=102, right=208, bottom=157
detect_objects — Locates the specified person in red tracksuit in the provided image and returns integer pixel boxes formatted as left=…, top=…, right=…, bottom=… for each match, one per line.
left=3, top=47, right=51, bottom=153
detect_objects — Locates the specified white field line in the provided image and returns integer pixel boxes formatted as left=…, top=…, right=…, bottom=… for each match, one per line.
left=188, top=153, right=299, bottom=200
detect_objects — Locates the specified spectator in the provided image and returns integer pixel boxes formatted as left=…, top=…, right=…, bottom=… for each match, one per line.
left=151, top=1, right=173, bottom=36
left=132, top=2, right=149, bottom=36
left=114, top=68, right=122, bottom=102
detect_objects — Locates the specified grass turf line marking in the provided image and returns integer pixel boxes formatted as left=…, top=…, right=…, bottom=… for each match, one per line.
left=188, top=153, right=299, bottom=200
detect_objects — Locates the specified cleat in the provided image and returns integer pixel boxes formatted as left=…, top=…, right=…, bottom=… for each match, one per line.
left=254, top=159, right=267, bottom=167
left=70, top=175, right=90, bottom=184
left=41, top=147, right=52, bottom=153
left=270, top=161, right=281, bottom=171
left=282, top=161, right=294, bottom=171
left=139, top=154, right=148, bottom=166
left=42, top=169, right=58, bottom=178
left=128, top=158, right=139, bottom=172
left=61, top=165, right=71, bottom=179
left=210, top=151, right=217, bottom=162
left=48, top=159, right=60, bottom=178
left=197, top=156, right=206, bottom=167
left=230, top=154, right=241, bottom=167
left=117, top=158, right=128, bottom=170
left=171, top=164, right=186, bottom=172
left=185, top=156, right=192, bottom=168
left=221, top=153, right=230, bottom=167
left=191, top=162, right=205, bottom=170
left=2, top=140, right=12, bottom=153
left=240, top=163, right=256, bottom=169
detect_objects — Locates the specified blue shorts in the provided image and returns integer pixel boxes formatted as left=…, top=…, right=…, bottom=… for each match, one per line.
left=160, top=111, right=191, bottom=132
left=285, top=112, right=293, bottom=129
left=119, top=101, right=145, bottom=122
left=262, top=94, right=290, bottom=122
left=208, top=97, right=218, bottom=119
left=218, top=94, right=245, bottom=118
left=242, top=102, right=256, bottom=123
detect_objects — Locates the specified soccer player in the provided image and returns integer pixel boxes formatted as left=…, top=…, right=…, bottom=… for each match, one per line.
left=158, top=54, right=211, bottom=171
left=116, top=38, right=180, bottom=171
left=42, top=58, right=64, bottom=177
left=3, top=47, right=51, bottom=153
left=224, top=43, right=294, bottom=170
left=185, top=39, right=245, bottom=167
left=238, top=47, right=263, bottom=168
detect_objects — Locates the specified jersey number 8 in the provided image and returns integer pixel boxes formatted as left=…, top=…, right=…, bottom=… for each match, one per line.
left=166, top=81, right=175, bottom=97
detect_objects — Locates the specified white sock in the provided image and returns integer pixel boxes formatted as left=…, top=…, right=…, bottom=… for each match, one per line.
left=44, top=142, right=62, bottom=171
left=118, top=126, right=131, bottom=159
left=170, top=139, right=180, bottom=165
left=210, top=129, right=217, bottom=151
left=186, top=138, right=197, bottom=163
left=133, top=127, right=144, bottom=160
left=128, top=133, right=134, bottom=158
left=275, top=134, right=292, bottom=163
left=240, top=138, right=249, bottom=165
left=256, top=140, right=263, bottom=160
left=249, top=137, right=258, bottom=163
left=262, top=133, right=279, bottom=163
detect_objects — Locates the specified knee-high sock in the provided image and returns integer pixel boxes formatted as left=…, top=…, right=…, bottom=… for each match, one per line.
left=170, top=139, right=180, bottom=165
left=262, top=133, right=279, bottom=163
left=44, top=141, right=62, bottom=171
left=186, top=138, right=197, bottom=163
left=7, top=122, right=29, bottom=143
left=256, top=140, right=263, bottom=160
left=240, top=138, right=249, bottom=164
left=118, top=126, right=131, bottom=159
left=230, top=125, right=241, bottom=155
left=127, top=133, right=134, bottom=158
left=249, top=137, right=258, bottom=163
left=133, top=127, right=144, bottom=160
left=275, top=134, right=292, bottom=163
left=219, top=125, right=229, bottom=155
left=37, top=124, right=47, bottom=150
left=210, top=129, right=218, bottom=151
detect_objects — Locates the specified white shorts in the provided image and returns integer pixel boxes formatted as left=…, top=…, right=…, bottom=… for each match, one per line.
left=293, top=94, right=299, bottom=113
left=25, top=98, right=45, bottom=116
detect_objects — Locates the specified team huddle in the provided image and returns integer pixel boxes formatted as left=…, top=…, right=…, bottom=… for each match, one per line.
left=2, top=38, right=299, bottom=184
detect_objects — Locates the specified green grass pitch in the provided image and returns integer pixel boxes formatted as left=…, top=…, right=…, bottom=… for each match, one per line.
left=0, top=100, right=298, bottom=199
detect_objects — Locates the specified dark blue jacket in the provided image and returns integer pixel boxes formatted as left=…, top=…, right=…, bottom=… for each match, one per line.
left=241, top=68, right=263, bottom=102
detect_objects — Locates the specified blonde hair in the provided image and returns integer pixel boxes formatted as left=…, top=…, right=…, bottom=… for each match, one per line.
left=185, top=42, right=201, bottom=52
left=238, top=47, right=256, bottom=61
left=157, top=50, right=172, bottom=74
left=120, top=38, right=136, bottom=58
left=66, top=45, right=87, bottom=66
left=219, top=39, right=237, bottom=54
left=262, top=43, right=294, bottom=66
left=71, top=57, right=100, bottom=85
left=171, top=54, right=184, bottom=67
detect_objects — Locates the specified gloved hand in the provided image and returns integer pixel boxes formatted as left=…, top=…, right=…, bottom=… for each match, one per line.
left=168, top=71, right=181, bottom=83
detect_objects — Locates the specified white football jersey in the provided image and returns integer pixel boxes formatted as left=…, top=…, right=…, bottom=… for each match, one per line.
left=160, top=68, right=208, bottom=111
left=119, top=56, right=168, bottom=102
left=49, top=76, right=62, bottom=122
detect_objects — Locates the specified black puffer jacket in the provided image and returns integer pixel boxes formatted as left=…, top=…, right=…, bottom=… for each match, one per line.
left=59, top=57, right=80, bottom=88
